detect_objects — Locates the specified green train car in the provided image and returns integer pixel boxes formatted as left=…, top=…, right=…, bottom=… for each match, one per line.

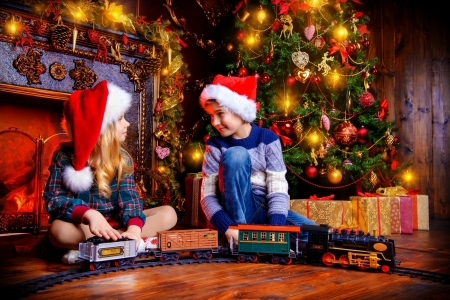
left=228, top=224, right=301, bottom=264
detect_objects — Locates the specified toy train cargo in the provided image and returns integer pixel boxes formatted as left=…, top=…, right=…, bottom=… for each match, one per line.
left=154, top=228, right=219, bottom=261
left=78, top=237, right=137, bottom=270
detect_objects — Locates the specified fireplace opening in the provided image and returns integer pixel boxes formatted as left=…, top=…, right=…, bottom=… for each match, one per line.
left=0, top=85, right=70, bottom=232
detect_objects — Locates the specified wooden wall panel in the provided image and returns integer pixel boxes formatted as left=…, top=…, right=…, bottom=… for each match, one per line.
left=366, top=0, right=450, bottom=219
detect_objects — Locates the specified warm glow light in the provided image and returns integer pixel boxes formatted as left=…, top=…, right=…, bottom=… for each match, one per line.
left=192, top=149, right=202, bottom=161
left=404, top=170, right=413, bottom=182
left=257, top=6, right=266, bottom=24
left=9, top=23, right=17, bottom=34
left=306, top=0, right=326, bottom=9
left=285, top=96, right=290, bottom=116
left=247, top=35, right=255, bottom=45
left=329, top=70, right=340, bottom=88
left=309, top=131, right=320, bottom=144
left=157, top=166, right=166, bottom=173
left=240, top=11, right=250, bottom=22
left=75, top=11, right=82, bottom=19
left=161, top=68, right=169, bottom=76
left=333, top=26, right=348, bottom=42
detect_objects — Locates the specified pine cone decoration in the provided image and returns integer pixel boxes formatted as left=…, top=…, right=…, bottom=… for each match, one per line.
left=385, top=132, right=394, bottom=149
left=51, top=21, right=71, bottom=50
left=146, top=57, right=162, bottom=76
left=294, top=118, right=303, bottom=137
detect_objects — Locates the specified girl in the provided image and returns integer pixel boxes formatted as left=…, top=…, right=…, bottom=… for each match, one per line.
left=44, top=80, right=177, bottom=264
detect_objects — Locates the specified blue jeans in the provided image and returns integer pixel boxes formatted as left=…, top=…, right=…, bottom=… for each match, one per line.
left=218, top=146, right=316, bottom=242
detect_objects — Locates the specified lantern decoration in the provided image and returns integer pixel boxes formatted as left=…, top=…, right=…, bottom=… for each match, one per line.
left=327, top=168, right=343, bottom=184
left=369, top=171, right=378, bottom=187
left=256, top=4, right=266, bottom=24
left=305, top=165, right=318, bottom=178
left=358, top=91, right=374, bottom=108
left=333, top=121, right=358, bottom=146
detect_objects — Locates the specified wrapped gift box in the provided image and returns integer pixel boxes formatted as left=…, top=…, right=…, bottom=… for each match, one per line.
left=389, top=197, right=401, bottom=234
left=184, top=176, right=214, bottom=229
left=411, top=195, right=430, bottom=230
left=289, top=199, right=353, bottom=229
left=399, top=196, right=413, bottom=234
left=349, top=196, right=392, bottom=236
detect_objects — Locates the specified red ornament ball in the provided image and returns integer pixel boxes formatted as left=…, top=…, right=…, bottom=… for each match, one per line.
left=394, top=136, right=399, bottom=143
left=333, top=121, right=358, bottom=146
left=137, top=44, right=144, bottom=54
left=238, top=66, right=248, bottom=77
left=370, top=67, right=378, bottom=75
left=263, top=56, right=272, bottom=64
left=271, top=19, right=282, bottom=31
left=286, top=75, right=296, bottom=86
left=346, top=43, right=357, bottom=55
left=388, top=148, right=397, bottom=158
left=236, top=30, right=245, bottom=40
left=278, top=118, right=294, bottom=135
left=259, top=72, right=271, bottom=84
left=357, top=126, right=368, bottom=138
left=362, top=38, right=370, bottom=49
left=310, top=74, right=321, bottom=85
left=122, top=33, right=129, bottom=46
left=323, top=136, right=336, bottom=149
left=358, top=92, right=375, bottom=108
left=305, top=165, right=318, bottom=179
left=357, top=137, right=367, bottom=144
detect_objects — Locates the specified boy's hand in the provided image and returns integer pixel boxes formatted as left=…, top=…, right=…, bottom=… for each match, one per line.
left=83, top=210, right=122, bottom=241
left=121, top=225, right=142, bottom=249
left=225, top=228, right=239, bottom=246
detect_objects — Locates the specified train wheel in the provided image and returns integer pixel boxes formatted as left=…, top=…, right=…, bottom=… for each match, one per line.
left=160, top=254, right=169, bottom=262
left=206, top=251, right=213, bottom=260
left=172, top=253, right=179, bottom=261
left=381, top=264, right=391, bottom=273
left=339, top=255, right=350, bottom=268
left=191, top=252, right=199, bottom=260
left=322, top=252, right=336, bottom=267
left=238, top=254, right=246, bottom=263
left=282, top=257, right=292, bottom=265
left=249, top=255, right=258, bottom=263
left=114, top=259, right=125, bottom=267
left=89, top=262, right=98, bottom=271
left=102, top=261, right=110, bottom=269
left=271, top=256, right=280, bottom=264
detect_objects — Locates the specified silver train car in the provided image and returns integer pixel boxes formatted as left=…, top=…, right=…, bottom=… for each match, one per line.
left=79, top=237, right=137, bottom=270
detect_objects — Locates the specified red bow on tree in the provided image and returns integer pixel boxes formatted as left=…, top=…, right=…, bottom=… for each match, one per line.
left=269, top=122, right=293, bottom=146
left=328, top=39, right=349, bottom=64
left=378, top=98, right=388, bottom=120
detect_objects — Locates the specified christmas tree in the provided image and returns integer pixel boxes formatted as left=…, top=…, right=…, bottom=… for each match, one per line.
left=207, top=0, right=409, bottom=198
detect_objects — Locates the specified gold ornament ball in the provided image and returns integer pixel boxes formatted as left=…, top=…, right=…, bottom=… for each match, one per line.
left=327, top=169, right=342, bottom=184
left=356, top=151, right=363, bottom=159
left=333, top=26, right=348, bottom=42
left=161, top=68, right=169, bottom=76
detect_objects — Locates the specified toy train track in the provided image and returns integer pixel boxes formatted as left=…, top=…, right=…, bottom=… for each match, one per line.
left=2, top=257, right=239, bottom=299
left=392, top=267, right=450, bottom=284
left=3, top=258, right=449, bottom=299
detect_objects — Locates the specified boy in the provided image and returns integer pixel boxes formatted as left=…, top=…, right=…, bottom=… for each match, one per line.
left=199, top=74, right=315, bottom=245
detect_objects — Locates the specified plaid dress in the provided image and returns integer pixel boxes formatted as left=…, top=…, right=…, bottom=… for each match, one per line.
left=44, top=145, right=145, bottom=229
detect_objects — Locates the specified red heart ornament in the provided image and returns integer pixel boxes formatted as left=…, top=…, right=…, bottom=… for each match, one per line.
left=155, top=146, right=170, bottom=159
left=304, top=24, right=315, bottom=41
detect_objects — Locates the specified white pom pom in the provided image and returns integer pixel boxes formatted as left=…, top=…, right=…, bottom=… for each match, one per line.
left=62, top=165, right=93, bottom=193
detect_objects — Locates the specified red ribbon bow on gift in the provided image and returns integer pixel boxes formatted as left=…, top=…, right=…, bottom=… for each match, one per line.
left=310, top=194, right=335, bottom=200
left=357, top=192, right=378, bottom=197
left=407, top=188, right=421, bottom=195
left=269, top=122, right=293, bottom=146
left=328, top=39, right=349, bottom=65
left=378, top=98, right=389, bottom=121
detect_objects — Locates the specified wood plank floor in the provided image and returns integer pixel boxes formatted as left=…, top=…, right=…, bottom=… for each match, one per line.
left=1, top=220, right=450, bottom=299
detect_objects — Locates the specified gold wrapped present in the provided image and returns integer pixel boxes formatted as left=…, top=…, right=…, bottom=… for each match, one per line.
left=410, top=195, right=429, bottom=230
left=349, top=196, right=391, bottom=236
left=289, top=199, right=353, bottom=229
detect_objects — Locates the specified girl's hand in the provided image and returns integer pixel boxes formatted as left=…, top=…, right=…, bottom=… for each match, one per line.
left=83, top=210, right=122, bottom=241
left=121, top=225, right=142, bottom=249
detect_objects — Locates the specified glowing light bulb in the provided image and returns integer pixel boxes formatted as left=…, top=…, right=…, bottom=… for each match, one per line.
left=247, top=35, right=255, bottom=45
left=404, top=170, right=413, bottom=182
left=256, top=6, right=266, bottom=24
left=161, top=68, right=169, bottom=76
left=309, top=131, right=320, bottom=144
left=157, top=166, right=166, bottom=173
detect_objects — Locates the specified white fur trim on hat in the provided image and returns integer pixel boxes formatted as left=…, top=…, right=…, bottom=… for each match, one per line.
left=200, top=84, right=257, bottom=123
left=62, top=165, right=93, bottom=193
left=101, top=82, right=132, bottom=133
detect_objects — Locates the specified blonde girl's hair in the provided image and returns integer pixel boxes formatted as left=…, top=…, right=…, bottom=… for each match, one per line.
left=88, top=122, right=127, bottom=197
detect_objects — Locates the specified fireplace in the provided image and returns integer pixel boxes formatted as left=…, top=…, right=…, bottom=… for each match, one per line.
left=0, top=3, right=160, bottom=234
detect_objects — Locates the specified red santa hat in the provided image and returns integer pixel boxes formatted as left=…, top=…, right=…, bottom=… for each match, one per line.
left=199, top=74, right=258, bottom=123
left=62, top=80, right=131, bottom=193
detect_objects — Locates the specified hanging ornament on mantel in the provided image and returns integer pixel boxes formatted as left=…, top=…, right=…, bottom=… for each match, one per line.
left=88, top=27, right=100, bottom=44
left=33, top=20, right=47, bottom=35
left=51, top=16, right=70, bottom=50
left=72, top=26, right=78, bottom=52
left=122, top=33, right=129, bottom=46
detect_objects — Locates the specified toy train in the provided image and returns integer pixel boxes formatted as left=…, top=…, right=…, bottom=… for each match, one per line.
left=78, top=224, right=400, bottom=273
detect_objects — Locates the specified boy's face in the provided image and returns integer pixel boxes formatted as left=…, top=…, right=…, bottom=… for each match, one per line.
left=205, top=101, right=247, bottom=138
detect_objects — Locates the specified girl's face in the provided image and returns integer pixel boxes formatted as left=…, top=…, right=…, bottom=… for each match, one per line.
left=115, top=114, right=130, bottom=142
left=205, top=101, right=248, bottom=138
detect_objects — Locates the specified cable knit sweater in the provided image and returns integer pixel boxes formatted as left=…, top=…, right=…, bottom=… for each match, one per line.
left=201, top=123, right=289, bottom=234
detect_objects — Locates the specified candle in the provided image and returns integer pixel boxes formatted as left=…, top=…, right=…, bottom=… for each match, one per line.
left=168, top=48, right=172, bottom=64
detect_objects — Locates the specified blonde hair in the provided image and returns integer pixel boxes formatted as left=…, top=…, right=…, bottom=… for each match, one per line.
left=88, top=122, right=127, bottom=197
